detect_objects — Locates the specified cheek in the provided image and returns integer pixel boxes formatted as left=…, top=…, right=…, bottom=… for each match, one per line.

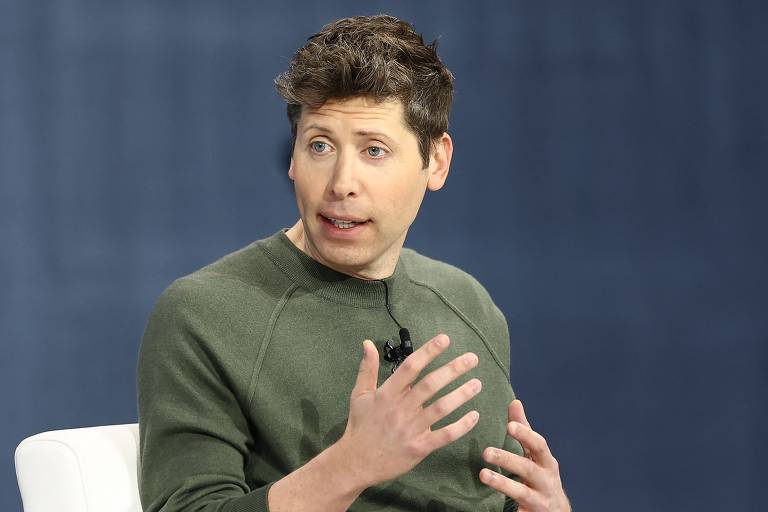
left=399, top=173, right=429, bottom=208
left=292, top=167, right=323, bottom=198
left=382, top=178, right=427, bottom=225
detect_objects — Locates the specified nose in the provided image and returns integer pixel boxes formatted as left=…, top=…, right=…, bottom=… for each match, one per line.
left=326, top=150, right=360, bottom=199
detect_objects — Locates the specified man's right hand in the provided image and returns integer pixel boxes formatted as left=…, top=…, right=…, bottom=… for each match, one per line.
left=267, top=334, right=481, bottom=511
left=337, top=334, right=482, bottom=487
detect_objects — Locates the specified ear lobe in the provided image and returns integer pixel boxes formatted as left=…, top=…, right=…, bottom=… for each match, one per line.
left=427, top=133, right=453, bottom=192
left=288, top=158, right=295, bottom=181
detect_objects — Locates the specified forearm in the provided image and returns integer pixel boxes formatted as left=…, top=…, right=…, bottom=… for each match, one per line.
left=267, top=440, right=369, bottom=512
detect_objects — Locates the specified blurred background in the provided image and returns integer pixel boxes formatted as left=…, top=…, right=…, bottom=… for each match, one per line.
left=2, top=1, right=767, bottom=510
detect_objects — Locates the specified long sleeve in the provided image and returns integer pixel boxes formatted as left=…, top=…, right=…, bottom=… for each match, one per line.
left=494, top=307, right=521, bottom=512
left=137, top=280, right=272, bottom=512
left=137, top=232, right=527, bottom=511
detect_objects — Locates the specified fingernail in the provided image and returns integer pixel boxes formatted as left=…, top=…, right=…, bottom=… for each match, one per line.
left=464, top=353, right=477, bottom=366
left=435, top=335, right=447, bottom=347
left=481, top=468, right=496, bottom=482
left=470, top=411, right=480, bottom=423
left=470, top=379, right=482, bottom=392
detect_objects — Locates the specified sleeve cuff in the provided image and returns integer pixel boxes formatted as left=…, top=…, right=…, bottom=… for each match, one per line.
left=221, top=481, right=276, bottom=512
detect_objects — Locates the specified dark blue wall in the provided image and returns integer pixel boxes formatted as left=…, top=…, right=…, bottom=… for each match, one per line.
left=2, top=1, right=766, bottom=510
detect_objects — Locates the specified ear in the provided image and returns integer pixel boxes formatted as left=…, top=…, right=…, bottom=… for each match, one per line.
left=288, top=158, right=295, bottom=181
left=426, top=133, right=453, bottom=192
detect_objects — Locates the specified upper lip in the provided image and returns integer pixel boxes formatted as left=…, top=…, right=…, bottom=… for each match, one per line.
left=320, top=212, right=369, bottom=223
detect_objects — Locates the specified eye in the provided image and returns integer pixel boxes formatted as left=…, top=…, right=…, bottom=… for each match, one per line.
left=310, top=141, right=330, bottom=153
left=366, top=146, right=387, bottom=158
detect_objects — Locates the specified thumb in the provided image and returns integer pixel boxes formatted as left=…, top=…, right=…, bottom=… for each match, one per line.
left=351, top=340, right=379, bottom=398
left=508, top=399, right=530, bottom=428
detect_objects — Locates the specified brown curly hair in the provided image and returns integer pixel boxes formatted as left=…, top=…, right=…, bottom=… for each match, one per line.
left=274, top=14, right=454, bottom=168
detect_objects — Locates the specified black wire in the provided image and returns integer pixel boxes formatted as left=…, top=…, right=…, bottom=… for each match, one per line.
left=380, top=279, right=403, bottom=330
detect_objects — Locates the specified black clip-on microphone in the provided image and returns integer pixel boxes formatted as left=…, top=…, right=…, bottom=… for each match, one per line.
left=383, top=327, right=413, bottom=373
left=379, top=278, right=411, bottom=374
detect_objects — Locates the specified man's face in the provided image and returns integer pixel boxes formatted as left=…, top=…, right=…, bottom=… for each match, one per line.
left=288, top=96, right=451, bottom=279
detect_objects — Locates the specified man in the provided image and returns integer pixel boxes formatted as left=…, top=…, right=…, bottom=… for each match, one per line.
left=138, top=14, right=571, bottom=512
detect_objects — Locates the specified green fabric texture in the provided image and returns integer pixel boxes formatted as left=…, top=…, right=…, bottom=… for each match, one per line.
left=137, top=229, right=522, bottom=511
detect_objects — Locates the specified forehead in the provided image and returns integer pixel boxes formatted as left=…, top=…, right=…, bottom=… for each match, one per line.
left=299, top=96, right=408, bottom=131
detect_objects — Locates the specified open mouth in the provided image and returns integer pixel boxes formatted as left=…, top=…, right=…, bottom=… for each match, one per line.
left=319, top=214, right=369, bottom=230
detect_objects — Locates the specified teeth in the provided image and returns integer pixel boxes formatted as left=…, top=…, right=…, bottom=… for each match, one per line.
left=328, top=217, right=360, bottom=229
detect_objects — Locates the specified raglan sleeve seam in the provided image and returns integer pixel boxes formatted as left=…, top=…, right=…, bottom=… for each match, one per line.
left=246, top=283, right=300, bottom=410
left=409, top=278, right=510, bottom=381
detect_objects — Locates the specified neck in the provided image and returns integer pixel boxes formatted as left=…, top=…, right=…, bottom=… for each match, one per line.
left=284, top=219, right=401, bottom=280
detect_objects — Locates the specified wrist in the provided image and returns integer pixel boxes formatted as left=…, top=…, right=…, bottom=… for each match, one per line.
left=324, top=434, right=373, bottom=494
left=267, top=437, right=369, bottom=512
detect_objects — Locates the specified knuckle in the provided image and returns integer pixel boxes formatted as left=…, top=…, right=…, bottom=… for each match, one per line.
left=407, top=440, right=428, bottom=459
left=508, top=420, right=523, bottom=437
left=522, top=457, right=538, bottom=478
left=373, top=388, right=388, bottom=404
left=492, top=450, right=510, bottom=472
left=421, top=374, right=440, bottom=394
left=400, top=357, right=418, bottom=374
left=536, top=494, right=551, bottom=511
left=534, top=432, right=549, bottom=451
left=546, top=471, right=559, bottom=490
left=453, top=353, right=475, bottom=373
left=404, top=441, right=420, bottom=458
left=518, top=485, right=534, bottom=505
left=432, top=399, right=450, bottom=417
left=440, top=427, right=458, bottom=445
left=495, top=448, right=510, bottom=463
left=503, top=452, right=522, bottom=473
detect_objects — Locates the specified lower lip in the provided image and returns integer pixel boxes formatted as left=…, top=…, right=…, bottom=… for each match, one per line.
left=319, top=215, right=369, bottom=239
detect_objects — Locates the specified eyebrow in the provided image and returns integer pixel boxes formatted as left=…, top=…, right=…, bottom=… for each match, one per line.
left=302, top=124, right=394, bottom=140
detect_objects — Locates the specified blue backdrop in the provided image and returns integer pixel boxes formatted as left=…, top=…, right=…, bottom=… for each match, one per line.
left=2, top=1, right=767, bottom=510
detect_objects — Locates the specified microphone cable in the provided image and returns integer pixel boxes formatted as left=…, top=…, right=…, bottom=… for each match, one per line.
left=379, top=279, right=412, bottom=373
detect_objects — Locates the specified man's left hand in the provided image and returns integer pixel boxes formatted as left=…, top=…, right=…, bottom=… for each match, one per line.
left=480, top=399, right=571, bottom=512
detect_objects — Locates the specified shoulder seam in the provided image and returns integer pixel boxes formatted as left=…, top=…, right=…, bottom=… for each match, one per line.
left=409, top=278, right=510, bottom=381
left=183, top=269, right=259, bottom=291
left=246, top=283, right=300, bottom=409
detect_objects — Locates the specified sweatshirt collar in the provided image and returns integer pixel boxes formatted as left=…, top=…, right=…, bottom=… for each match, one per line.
left=260, top=229, right=408, bottom=308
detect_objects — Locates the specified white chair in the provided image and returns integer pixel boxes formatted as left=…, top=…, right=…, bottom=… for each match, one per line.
left=14, top=423, right=142, bottom=512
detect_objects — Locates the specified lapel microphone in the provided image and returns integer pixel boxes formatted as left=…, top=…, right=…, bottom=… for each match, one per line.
left=379, top=279, right=412, bottom=374
left=383, top=327, right=412, bottom=373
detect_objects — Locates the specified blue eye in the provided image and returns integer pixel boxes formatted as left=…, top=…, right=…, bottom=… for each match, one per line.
left=310, top=141, right=329, bottom=153
left=367, top=146, right=385, bottom=157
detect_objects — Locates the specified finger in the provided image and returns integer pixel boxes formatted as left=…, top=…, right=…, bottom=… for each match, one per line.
left=482, top=447, right=548, bottom=491
left=422, top=410, right=479, bottom=452
left=383, top=334, right=450, bottom=395
left=508, top=399, right=530, bottom=428
left=419, top=378, right=482, bottom=428
left=507, top=421, right=558, bottom=471
left=405, top=351, right=479, bottom=409
left=479, top=469, right=542, bottom=509
left=351, top=340, right=379, bottom=398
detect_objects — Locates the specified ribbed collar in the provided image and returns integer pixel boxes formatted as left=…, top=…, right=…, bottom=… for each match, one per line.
left=259, top=229, right=409, bottom=308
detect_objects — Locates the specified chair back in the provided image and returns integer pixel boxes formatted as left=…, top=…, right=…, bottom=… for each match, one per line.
left=15, top=423, right=142, bottom=512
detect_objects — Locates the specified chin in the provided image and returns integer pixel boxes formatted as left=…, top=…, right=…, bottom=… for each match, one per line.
left=317, top=245, right=372, bottom=273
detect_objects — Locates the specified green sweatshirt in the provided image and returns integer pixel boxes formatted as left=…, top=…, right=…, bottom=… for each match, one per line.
left=137, top=229, right=522, bottom=511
